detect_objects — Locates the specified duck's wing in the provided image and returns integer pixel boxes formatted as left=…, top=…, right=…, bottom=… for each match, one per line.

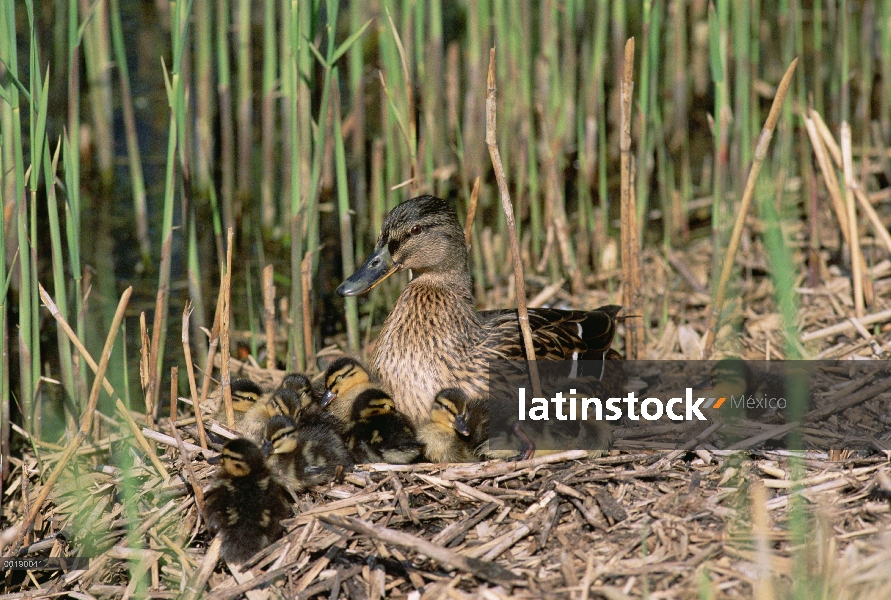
left=478, top=304, right=622, bottom=361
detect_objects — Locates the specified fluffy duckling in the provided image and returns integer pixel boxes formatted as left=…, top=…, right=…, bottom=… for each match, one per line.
left=321, top=357, right=378, bottom=423
left=418, top=388, right=488, bottom=463
left=204, top=438, right=291, bottom=564
left=238, top=388, right=302, bottom=444
left=278, top=372, right=321, bottom=411
left=211, top=378, right=264, bottom=426
left=261, top=414, right=352, bottom=491
left=346, top=388, right=424, bottom=464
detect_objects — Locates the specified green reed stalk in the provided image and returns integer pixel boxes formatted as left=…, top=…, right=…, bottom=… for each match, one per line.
left=194, top=0, right=214, bottom=197
left=236, top=0, right=252, bottom=215
left=285, top=0, right=305, bottom=371
left=733, top=0, right=751, bottom=178
left=333, top=70, right=360, bottom=353
left=348, top=2, right=368, bottom=249
left=708, top=0, right=730, bottom=292
left=79, top=0, right=114, bottom=187
left=149, top=0, right=191, bottom=414
left=44, top=139, right=77, bottom=421
left=109, top=0, right=150, bottom=266
left=261, top=0, right=278, bottom=231
left=840, top=0, right=850, bottom=125
left=217, top=0, right=235, bottom=235
left=187, top=217, right=208, bottom=370
left=25, top=1, right=49, bottom=435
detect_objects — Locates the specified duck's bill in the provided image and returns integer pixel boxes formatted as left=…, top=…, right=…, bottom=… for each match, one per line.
left=260, top=440, right=273, bottom=456
left=320, top=389, right=337, bottom=407
left=336, top=245, right=398, bottom=296
left=453, top=414, right=471, bottom=437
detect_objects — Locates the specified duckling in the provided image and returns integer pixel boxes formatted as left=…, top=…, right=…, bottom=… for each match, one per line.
left=320, top=356, right=378, bottom=423
left=261, top=414, right=352, bottom=491
left=278, top=372, right=320, bottom=411
left=418, top=388, right=488, bottom=463
left=346, top=388, right=424, bottom=464
left=204, top=438, right=291, bottom=564
left=238, top=388, right=302, bottom=444
left=210, top=378, right=264, bottom=426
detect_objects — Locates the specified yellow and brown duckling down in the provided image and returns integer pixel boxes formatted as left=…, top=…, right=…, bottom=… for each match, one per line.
left=238, top=387, right=302, bottom=444
left=337, top=194, right=623, bottom=423
left=204, top=438, right=291, bottom=565
left=321, top=357, right=422, bottom=464
left=210, top=378, right=264, bottom=427
left=320, top=356, right=377, bottom=423
left=418, top=388, right=489, bottom=463
left=261, top=414, right=352, bottom=491
left=346, top=388, right=424, bottom=464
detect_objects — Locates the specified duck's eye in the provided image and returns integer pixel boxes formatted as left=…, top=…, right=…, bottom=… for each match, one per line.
left=410, top=224, right=423, bottom=236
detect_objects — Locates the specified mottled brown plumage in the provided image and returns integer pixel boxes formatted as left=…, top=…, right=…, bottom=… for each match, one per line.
left=204, top=438, right=291, bottom=564
left=337, top=195, right=623, bottom=423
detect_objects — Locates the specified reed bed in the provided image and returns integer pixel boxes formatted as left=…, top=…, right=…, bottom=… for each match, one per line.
left=2, top=0, right=891, bottom=597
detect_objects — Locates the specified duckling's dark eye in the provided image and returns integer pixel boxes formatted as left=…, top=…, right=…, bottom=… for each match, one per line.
left=410, top=224, right=423, bottom=236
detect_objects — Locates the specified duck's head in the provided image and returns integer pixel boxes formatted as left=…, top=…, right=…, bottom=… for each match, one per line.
left=229, top=378, right=264, bottom=413
left=430, top=388, right=470, bottom=436
left=351, top=388, right=396, bottom=420
left=214, top=438, right=266, bottom=478
left=337, top=195, right=466, bottom=296
left=263, top=389, right=302, bottom=419
left=261, top=415, right=300, bottom=456
left=321, top=357, right=371, bottom=407
left=279, top=373, right=317, bottom=410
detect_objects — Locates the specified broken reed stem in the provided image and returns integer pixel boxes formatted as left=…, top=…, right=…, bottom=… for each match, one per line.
left=183, top=536, right=222, bottom=600
left=15, top=286, right=133, bottom=550
left=139, top=313, right=153, bottom=427
left=169, top=365, right=179, bottom=423
left=38, top=283, right=116, bottom=397
left=262, top=264, right=276, bottom=370
left=619, top=38, right=643, bottom=360
left=804, top=111, right=875, bottom=304
left=704, top=57, right=798, bottom=356
left=465, top=176, right=481, bottom=250
left=181, top=302, right=207, bottom=449
left=220, top=228, right=235, bottom=427
left=485, top=48, right=541, bottom=398
left=841, top=123, right=865, bottom=316
left=198, top=286, right=225, bottom=422
left=302, top=250, right=313, bottom=371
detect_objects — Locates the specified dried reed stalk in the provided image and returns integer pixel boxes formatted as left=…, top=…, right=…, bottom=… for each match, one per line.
left=262, top=264, right=276, bottom=370
left=465, top=176, right=481, bottom=250
left=485, top=48, right=541, bottom=398
left=182, top=302, right=207, bottom=449
left=704, top=58, right=798, bottom=356
left=220, top=229, right=235, bottom=427
left=842, top=123, right=866, bottom=316
left=619, top=38, right=643, bottom=359
left=301, top=250, right=313, bottom=371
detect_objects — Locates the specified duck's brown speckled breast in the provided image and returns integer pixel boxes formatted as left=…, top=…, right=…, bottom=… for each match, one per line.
left=370, top=282, right=487, bottom=423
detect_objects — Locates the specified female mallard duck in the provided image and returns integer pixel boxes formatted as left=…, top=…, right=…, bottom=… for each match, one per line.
left=204, top=438, right=291, bottom=564
left=346, top=388, right=424, bottom=464
left=418, top=388, right=488, bottom=463
left=261, top=414, right=352, bottom=491
left=238, top=388, right=302, bottom=444
left=337, top=195, right=623, bottom=424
